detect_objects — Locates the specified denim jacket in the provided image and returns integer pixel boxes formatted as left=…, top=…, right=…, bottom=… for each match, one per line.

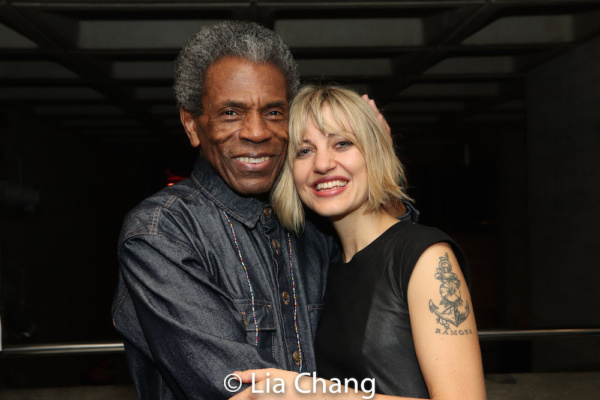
left=112, top=157, right=339, bottom=399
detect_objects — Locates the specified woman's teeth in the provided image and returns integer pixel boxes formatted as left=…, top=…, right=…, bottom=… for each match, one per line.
left=316, top=180, right=348, bottom=191
left=236, top=156, right=270, bottom=164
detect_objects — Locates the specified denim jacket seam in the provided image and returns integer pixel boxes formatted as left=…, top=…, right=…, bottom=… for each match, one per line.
left=260, top=226, right=279, bottom=360
left=150, top=203, right=161, bottom=235
left=192, top=172, right=259, bottom=226
left=112, top=285, right=129, bottom=317
left=120, top=231, right=196, bottom=255
left=150, top=195, right=179, bottom=235
left=184, top=188, right=201, bottom=201
left=235, top=299, right=273, bottom=306
left=157, top=232, right=196, bottom=253
left=271, top=329, right=276, bottom=359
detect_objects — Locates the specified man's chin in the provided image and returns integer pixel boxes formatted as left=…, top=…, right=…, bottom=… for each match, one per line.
left=228, top=179, right=274, bottom=199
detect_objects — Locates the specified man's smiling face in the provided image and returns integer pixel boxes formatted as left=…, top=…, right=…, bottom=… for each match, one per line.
left=181, top=56, right=289, bottom=196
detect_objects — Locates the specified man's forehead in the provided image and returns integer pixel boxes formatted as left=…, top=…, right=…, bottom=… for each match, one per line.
left=205, top=56, right=285, bottom=86
left=202, top=57, right=288, bottom=106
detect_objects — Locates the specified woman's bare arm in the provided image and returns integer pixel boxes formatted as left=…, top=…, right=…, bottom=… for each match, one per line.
left=407, top=242, right=486, bottom=400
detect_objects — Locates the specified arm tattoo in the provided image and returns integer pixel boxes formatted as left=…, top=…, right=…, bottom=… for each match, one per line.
left=428, top=252, right=472, bottom=335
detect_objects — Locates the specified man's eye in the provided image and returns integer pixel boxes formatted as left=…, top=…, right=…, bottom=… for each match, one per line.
left=267, top=110, right=284, bottom=117
left=223, top=110, right=237, bottom=116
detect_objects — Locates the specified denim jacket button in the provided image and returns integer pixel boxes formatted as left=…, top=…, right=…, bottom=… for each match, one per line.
left=282, top=291, right=290, bottom=304
left=293, top=351, right=302, bottom=365
left=264, top=207, right=272, bottom=217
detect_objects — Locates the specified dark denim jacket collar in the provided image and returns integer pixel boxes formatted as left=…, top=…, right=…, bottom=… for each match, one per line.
left=190, top=157, right=267, bottom=228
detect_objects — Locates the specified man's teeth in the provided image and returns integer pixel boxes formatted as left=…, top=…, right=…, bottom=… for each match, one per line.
left=237, top=156, right=270, bottom=164
left=316, top=180, right=348, bottom=191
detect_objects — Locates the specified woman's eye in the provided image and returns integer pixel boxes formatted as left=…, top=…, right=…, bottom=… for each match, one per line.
left=296, top=149, right=311, bottom=157
left=336, top=140, right=353, bottom=148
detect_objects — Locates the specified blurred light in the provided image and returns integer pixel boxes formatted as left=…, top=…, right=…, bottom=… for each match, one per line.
left=166, top=169, right=187, bottom=187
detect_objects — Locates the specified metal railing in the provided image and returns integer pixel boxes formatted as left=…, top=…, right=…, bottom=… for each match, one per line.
left=0, top=342, right=125, bottom=356
left=477, top=328, right=600, bottom=340
left=1, top=328, right=599, bottom=357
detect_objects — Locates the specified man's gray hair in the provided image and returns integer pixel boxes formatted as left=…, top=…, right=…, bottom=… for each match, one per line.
left=174, top=20, right=300, bottom=115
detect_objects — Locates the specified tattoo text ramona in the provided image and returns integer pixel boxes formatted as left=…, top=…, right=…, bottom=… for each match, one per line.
left=428, top=252, right=471, bottom=335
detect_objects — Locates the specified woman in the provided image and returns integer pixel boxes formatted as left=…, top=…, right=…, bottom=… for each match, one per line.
left=230, top=85, right=486, bottom=400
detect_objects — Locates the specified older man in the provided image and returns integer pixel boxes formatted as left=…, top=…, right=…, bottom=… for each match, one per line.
left=112, top=21, right=415, bottom=400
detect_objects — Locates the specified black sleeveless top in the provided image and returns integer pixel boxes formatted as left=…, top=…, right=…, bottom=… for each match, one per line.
left=314, top=222, right=470, bottom=397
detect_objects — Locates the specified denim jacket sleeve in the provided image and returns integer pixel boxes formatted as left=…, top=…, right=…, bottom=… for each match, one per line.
left=114, top=231, right=280, bottom=400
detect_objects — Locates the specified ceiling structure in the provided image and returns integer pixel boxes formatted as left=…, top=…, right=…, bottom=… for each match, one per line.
left=1, top=0, right=600, bottom=157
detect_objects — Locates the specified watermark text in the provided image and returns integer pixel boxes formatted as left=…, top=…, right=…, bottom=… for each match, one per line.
left=247, top=371, right=375, bottom=399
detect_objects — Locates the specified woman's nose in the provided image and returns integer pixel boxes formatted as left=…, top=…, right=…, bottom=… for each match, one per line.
left=313, top=148, right=336, bottom=174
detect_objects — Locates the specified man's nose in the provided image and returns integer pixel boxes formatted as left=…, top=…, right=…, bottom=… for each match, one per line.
left=239, top=112, right=270, bottom=143
left=313, top=148, right=336, bottom=174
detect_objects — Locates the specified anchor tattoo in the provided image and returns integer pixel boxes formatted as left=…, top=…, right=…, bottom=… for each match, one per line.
left=428, top=252, right=470, bottom=330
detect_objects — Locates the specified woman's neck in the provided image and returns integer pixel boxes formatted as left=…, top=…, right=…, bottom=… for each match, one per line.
left=331, top=207, right=399, bottom=263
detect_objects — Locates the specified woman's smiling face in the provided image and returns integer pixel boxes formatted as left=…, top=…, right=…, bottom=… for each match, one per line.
left=292, top=106, right=369, bottom=221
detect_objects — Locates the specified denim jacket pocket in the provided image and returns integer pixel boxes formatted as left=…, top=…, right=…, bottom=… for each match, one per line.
left=235, top=299, right=276, bottom=354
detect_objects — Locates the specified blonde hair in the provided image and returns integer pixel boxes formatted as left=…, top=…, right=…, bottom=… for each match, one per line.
left=271, top=85, right=411, bottom=233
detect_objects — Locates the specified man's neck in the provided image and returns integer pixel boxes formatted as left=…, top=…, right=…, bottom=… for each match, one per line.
left=253, top=192, right=270, bottom=203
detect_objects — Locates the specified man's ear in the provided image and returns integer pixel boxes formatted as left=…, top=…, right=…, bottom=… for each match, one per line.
left=180, top=107, right=201, bottom=148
